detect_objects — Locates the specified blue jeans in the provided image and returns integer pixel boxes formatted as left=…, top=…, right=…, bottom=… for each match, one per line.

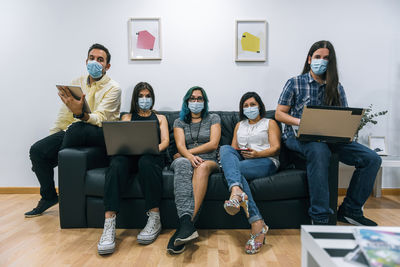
left=285, top=136, right=382, bottom=223
left=220, top=145, right=278, bottom=224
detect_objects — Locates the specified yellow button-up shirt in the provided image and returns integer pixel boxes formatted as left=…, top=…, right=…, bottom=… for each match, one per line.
left=50, top=75, right=121, bottom=134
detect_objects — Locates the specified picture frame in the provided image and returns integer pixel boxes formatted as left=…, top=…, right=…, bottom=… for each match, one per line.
left=369, top=136, right=387, bottom=156
left=128, top=18, right=162, bottom=60
left=235, top=20, right=267, bottom=62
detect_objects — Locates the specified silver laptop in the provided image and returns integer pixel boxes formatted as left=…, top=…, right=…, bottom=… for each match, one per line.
left=102, top=121, right=160, bottom=155
left=293, top=106, right=364, bottom=143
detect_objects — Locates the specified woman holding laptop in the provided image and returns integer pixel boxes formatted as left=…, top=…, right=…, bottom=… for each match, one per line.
left=97, top=82, right=169, bottom=255
left=219, top=92, right=280, bottom=254
left=275, top=40, right=381, bottom=227
left=167, top=86, right=221, bottom=254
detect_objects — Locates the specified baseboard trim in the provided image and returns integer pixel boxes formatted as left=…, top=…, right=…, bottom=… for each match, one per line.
left=338, top=188, right=347, bottom=196
left=379, top=188, right=400, bottom=195
left=338, top=188, right=400, bottom=196
left=0, top=187, right=59, bottom=194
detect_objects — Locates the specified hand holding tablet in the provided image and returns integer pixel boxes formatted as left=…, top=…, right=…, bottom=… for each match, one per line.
left=56, top=85, right=91, bottom=114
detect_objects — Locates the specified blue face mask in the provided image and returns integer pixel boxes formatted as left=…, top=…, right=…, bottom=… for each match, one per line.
left=243, top=106, right=259, bottom=120
left=188, top=102, right=204, bottom=114
left=138, top=97, right=153, bottom=111
left=310, top=59, right=328, bottom=76
left=87, top=60, right=103, bottom=78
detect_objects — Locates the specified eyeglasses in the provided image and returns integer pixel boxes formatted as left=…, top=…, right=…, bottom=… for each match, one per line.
left=189, top=96, right=204, bottom=102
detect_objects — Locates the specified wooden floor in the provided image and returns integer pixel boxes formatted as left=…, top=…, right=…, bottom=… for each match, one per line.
left=0, top=194, right=399, bottom=267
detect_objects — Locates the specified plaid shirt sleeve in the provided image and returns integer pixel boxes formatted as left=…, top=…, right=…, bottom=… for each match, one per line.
left=338, top=83, right=348, bottom=107
left=278, top=78, right=295, bottom=106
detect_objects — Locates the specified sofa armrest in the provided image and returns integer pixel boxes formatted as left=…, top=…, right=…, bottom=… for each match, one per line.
left=58, top=147, right=108, bottom=228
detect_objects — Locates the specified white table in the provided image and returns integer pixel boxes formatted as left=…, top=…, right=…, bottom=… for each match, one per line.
left=301, top=225, right=400, bottom=267
left=373, top=156, right=400, bottom=197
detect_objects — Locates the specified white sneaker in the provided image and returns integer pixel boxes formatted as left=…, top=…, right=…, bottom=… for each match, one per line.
left=137, top=211, right=162, bottom=244
left=98, top=214, right=116, bottom=255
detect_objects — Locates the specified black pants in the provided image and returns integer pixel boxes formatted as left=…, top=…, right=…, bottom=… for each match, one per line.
left=29, top=122, right=105, bottom=200
left=104, top=154, right=165, bottom=213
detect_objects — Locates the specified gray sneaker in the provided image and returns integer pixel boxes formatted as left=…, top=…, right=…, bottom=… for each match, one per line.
left=98, top=215, right=116, bottom=255
left=137, top=211, right=162, bottom=244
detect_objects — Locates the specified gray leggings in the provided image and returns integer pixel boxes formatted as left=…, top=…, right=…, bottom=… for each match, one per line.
left=170, top=157, right=195, bottom=218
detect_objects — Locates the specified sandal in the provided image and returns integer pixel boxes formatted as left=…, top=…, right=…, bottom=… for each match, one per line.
left=223, top=192, right=249, bottom=218
left=245, top=223, right=268, bottom=254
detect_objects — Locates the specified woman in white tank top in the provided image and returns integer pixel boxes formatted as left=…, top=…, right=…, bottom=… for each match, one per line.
left=219, top=92, right=281, bottom=254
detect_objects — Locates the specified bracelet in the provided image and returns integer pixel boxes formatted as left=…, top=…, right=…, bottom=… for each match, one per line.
left=73, top=112, right=85, bottom=119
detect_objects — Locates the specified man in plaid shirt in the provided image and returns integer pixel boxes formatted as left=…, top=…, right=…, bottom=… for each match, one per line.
left=276, top=40, right=381, bottom=226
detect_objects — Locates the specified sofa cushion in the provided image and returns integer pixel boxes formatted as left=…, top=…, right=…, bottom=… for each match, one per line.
left=157, top=110, right=281, bottom=163
left=214, top=111, right=240, bottom=146
left=157, top=111, right=180, bottom=163
left=250, top=169, right=308, bottom=201
left=84, top=109, right=306, bottom=206
left=85, top=167, right=308, bottom=202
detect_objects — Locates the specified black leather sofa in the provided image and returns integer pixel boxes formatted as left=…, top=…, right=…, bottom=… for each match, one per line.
left=58, top=111, right=339, bottom=229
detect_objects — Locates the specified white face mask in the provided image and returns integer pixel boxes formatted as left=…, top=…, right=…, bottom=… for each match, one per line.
left=86, top=60, right=103, bottom=78
left=138, top=97, right=153, bottom=110
left=188, top=102, right=204, bottom=114
left=310, top=59, right=328, bottom=75
left=243, top=106, right=259, bottom=120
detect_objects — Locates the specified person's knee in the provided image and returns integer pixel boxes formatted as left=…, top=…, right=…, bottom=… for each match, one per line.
left=195, top=161, right=216, bottom=176
left=174, top=157, right=191, bottom=168
left=29, top=140, right=52, bottom=172
left=66, top=121, right=85, bottom=134
left=220, top=145, right=234, bottom=156
left=364, top=150, right=382, bottom=168
left=29, top=141, right=44, bottom=161
left=195, top=162, right=210, bottom=173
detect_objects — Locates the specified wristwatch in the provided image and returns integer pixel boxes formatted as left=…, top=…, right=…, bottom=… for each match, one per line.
left=73, top=112, right=85, bottom=119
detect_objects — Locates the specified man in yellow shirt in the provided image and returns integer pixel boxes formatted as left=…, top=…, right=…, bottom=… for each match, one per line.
left=25, top=43, right=121, bottom=217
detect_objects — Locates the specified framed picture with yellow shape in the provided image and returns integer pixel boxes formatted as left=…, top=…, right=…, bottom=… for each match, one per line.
left=235, top=20, right=267, bottom=62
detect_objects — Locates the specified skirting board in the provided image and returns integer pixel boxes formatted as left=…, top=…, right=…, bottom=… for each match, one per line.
left=0, top=187, right=59, bottom=194
left=338, top=188, right=400, bottom=196
left=0, top=187, right=398, bottom=195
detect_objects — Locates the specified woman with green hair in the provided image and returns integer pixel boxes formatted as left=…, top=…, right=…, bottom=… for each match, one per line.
left=167, top=86, right=221, bottom=254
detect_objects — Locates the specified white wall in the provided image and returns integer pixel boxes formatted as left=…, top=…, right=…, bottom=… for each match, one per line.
left=1, top=0, right=399, bottom=187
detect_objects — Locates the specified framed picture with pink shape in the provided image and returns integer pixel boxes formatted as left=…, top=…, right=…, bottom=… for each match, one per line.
left=235, top=20, right=267, bottom=62
left=129, top=18, right=162, bottom=60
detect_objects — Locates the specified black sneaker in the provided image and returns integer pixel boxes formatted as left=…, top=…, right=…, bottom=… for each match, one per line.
left=167, top=229, right=186, bottom=255
left=174, top=215, right=198, bottom=246
left=337, top=206, right=377, bottom=226
left=24, top=197, right=58, bottom=218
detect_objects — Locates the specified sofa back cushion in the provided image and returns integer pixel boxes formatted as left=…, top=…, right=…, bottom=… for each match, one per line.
left=120, top=110, right=287, bottom=166
left=157, top=110, right=281, bottom=163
